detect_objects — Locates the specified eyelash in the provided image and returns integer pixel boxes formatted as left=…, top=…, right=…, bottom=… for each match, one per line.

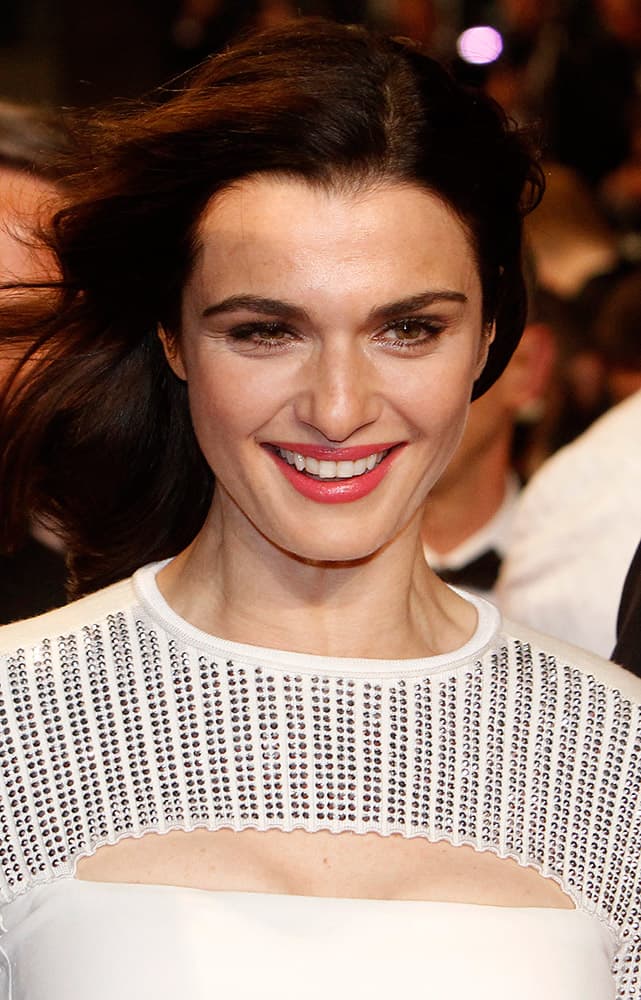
left=228, top=321, right=294, bottom=350
left=378, top=317, right=445, bottom=350
left=226, top=317, right=446, bottom=352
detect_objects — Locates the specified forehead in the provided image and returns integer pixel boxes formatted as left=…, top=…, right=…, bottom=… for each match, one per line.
left=189, top=175, right=481, bottom=306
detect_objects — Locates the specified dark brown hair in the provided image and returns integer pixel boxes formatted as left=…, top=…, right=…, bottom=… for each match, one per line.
left=0, top=18, right=543, bottom=597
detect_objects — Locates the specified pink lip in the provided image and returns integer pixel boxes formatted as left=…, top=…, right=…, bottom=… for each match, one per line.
left=265, top=444, right=404, bottom=504
left=266, top=441, right=401, bottom=461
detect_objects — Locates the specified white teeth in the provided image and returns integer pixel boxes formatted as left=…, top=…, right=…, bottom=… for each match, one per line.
left=277, top=447, right=389, bottom=479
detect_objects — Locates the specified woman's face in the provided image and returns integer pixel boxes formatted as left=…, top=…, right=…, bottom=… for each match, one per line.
left=169, top=175, right=489, bottom=563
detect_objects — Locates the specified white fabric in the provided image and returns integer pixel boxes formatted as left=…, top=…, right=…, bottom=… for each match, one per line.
left=0, top=880, right=616, bottom=1000
left=1, top=562, right=641, bottom=998
left=496, top=391, right=641, bottom=657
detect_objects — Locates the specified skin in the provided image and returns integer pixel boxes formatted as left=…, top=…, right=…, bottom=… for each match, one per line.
left=0, top=167, right=59, bottom=283
left=157, top=176, right=490, bottom=659
left=0, top=168, right=64, bottom=550
left=79, top=175, right=572, bottom=908
left=0, top=167, right=60, bottom=384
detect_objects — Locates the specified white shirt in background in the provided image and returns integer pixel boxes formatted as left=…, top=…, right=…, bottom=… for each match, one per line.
left=496, top=390, right=641, bottom=657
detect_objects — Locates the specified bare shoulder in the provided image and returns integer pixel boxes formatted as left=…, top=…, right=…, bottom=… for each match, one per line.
left=0, top=576, right=137, bottom=657
left=502, top=616, right=641, bottom=704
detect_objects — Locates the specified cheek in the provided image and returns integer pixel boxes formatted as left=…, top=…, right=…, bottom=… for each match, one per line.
left=187, top=380, right=241, bottom=455
left=397, top=356, right=476, bottom=432
left=182, top=360, right=277, bottom=472
left=400, top=366, right=475, bottom=485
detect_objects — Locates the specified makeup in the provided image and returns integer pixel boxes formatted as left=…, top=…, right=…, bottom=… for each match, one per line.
left=264, top=442, right=404, bottom=503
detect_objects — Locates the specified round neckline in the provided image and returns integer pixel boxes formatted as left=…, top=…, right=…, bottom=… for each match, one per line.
left=132, top=559, right=501, bottom=677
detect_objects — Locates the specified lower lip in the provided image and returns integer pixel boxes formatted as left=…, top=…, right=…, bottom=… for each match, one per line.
left=266, top=447, right=402, bottom=504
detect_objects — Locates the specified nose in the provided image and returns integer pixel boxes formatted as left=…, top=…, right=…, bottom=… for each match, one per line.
left=293, top=337, right=381, bottom=443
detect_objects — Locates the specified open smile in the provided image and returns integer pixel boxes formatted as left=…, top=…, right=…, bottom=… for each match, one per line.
left=263, top=441, right=404, bottom=503
left=275, top=446, right=391, bottom=480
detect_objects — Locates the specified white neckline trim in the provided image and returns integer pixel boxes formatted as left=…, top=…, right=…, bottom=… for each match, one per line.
left=132, top=560, right=502, bottom=678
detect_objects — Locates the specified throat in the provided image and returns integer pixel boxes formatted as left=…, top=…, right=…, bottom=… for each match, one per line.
left=156, top=546, right=477, bottom=661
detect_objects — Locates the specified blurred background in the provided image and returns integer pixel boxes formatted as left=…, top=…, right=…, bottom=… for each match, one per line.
left=7, top=0, right=641, bottom=244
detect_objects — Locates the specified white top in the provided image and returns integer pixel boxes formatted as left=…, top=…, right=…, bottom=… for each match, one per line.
left=0, top=881, right=615, bottom=1000
left=496, top=390, right=641, bottom=657
left=1, top=561, right=640, bottom=998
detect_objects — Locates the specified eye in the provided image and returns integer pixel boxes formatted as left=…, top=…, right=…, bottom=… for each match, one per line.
left=227, top=321, right=298, bottom=351
left=376, top=317, right=446, bottom=350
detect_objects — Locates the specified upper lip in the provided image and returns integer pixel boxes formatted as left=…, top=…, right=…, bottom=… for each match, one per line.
left=264, top=442, right=403, bottom=461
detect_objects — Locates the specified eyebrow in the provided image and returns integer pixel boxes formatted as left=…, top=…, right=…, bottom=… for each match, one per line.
left=201, top=289, right=468, bottom=321
left=202, top=295, right=309, bottom=320
left=370, top=290, right=468, bottom=322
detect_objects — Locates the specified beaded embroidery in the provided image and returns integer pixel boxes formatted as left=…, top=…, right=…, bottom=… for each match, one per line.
left=1, top=582, right=641, bottom=998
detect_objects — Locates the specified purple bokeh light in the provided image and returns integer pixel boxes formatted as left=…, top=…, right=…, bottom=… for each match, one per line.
left=456, top=26, right=503, bottom=66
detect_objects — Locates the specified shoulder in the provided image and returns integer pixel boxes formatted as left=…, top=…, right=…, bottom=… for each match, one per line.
left=518, top=392, right=641, bottom=510
left=552, top=390, right=641, bottom=462
left=0, top=575, right=139, bottom=657
left=500, top=615, right=641, bottom=703
left=496, top=397, right=641, bottom=644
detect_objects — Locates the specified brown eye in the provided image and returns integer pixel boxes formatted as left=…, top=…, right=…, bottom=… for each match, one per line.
left=396, top=321, right=428, bottom=339
left=227, top=321, right=298, bottom=350
left=377, top=317, right=445, bottom=348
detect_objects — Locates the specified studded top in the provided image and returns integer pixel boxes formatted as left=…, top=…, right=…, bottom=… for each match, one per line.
left=0, top=561, right=640, bottom=998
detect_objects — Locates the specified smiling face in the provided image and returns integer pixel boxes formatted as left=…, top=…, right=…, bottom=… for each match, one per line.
left=165, top=175, right=490, bottom=563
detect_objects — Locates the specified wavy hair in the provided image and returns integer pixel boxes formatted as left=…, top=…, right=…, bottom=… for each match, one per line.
left=0, top=18, right=543, bottom=597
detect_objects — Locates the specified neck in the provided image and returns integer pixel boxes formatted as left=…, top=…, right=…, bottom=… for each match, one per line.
left=156, top=502, right=476, bottom=660
left=422, top=439, right=511, bottom=556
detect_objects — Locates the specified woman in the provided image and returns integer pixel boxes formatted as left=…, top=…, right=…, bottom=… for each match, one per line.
left=0, top=19, right=637, bottom=1000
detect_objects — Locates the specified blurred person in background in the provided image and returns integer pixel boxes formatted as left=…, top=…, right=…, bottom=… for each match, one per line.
left=497, top=264, right=641, bottom=659
left=523, top=161, right=633, bottom=454
left=590, top=266, right=641, bottom=404
left=372, top=0, right=440, bottom=49
left=600, top=97, right=641, bottom=233
left=496, top=385, right=641, bottom=657
left=483, top=0, right=566, bottom=128
left=0, top=100, right=68, bottom=623
left=169, top=0, right=369, bottom=71
left=421, top=282, right=555, bottom=597
left=550, top=0, right=641, bottom=186
left=475, top=0, right=641, bottom=198
left=526, top=164, right=622, bottom=303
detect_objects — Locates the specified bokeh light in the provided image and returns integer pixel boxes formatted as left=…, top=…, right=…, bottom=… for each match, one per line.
left=456, top=26, right=503, bottom=66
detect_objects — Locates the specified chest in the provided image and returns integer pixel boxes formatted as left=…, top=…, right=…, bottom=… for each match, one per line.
left=0, top=631, right=628, bottom=915
left=76, top=826, right=574, bottom=908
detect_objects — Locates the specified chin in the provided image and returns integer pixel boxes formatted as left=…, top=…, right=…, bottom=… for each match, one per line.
left=289, top=545, right=384, bottom=567
left=269, top=520, right=401, bottom=566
